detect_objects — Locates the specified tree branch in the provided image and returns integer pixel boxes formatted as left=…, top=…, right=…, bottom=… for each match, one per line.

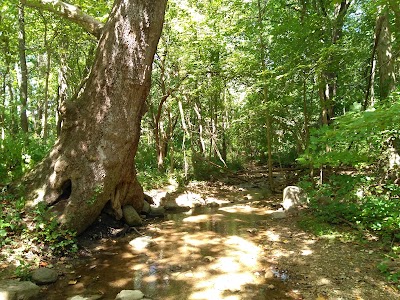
left=21, top=0, right=104, bottom=38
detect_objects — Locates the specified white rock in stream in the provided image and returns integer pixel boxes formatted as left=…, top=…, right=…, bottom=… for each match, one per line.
left=129, top=236, right=154, bottom=251
left=115, top=290, right=144, bottom=300
left=68, top=296, right=102, bottom=300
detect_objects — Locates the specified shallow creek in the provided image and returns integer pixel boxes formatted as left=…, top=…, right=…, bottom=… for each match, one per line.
left=41, top=202, right=299, bottom=300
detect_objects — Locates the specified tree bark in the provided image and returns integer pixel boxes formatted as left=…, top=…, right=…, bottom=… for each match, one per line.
left=25, top=0, right=167, bottom=234
left=376, top=12, right=395, bottom=100
left=193, top=100, right=206, bottom=155
left=363, top=14, right=385, bottom=110
left=41, top=18, right=51, bottom=141
left=257, top=0, right=274, bottom=191
left=56, top=36, right=68, bottom=137
left=151, top=62, right=186, bottom=170
left=318, top=0, right=351, bottom=125
left=302, top=75, right=309, bottom=149
left=18, top=3, right=29, bottom=133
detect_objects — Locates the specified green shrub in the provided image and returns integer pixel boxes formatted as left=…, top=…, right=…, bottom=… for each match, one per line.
left=31, top=203, right=78, bottom=256
left=0, top=191, right=26, bottom=247
left=0, top=133, right=53, bottom=184
left=298, top=99, right=400, bottom=240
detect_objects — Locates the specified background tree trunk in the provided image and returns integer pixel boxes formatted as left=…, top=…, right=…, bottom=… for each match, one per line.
left=25, top=0, right=167, bottom=234
left=18, top=3, right=29, bottom=133
left=318, top=0, right=351, bottom=125
left=56, top=35, right=68, bottom=137
left=257, top=0, right=274, bottom=191
left=376, top=12, right=395, bottom=100
left=41, top=18, right=51, bottom=142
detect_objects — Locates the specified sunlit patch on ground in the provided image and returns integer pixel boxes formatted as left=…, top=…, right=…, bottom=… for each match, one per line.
left=218, top=205, right=274, bottom=215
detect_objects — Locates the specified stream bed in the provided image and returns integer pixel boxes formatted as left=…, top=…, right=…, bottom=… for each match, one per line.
left=40, top=201, right=299, bottom=300
left=35, top=170, right=400, bottom=300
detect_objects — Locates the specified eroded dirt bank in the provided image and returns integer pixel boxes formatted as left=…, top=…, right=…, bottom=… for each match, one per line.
left=36, top=168, right=400, bottom=299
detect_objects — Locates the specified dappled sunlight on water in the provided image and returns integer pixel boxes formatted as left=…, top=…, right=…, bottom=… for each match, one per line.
left=31, top=171, right=400, bottom=300
left=40, top=202, right=302, bottom=299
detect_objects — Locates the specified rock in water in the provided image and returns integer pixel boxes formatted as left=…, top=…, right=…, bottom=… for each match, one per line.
left=141, top=201, right=151, bottom=214
left=129, top=236, right=155, bottom=251
left=281, top=186, right=307, bottom=211
left=115, top=290, right=144, bottom=300
left=31, top=267, right=58, bottom=284
left=0, top=280, right=40, bottom=299
left=67, top=296, right=102, bottom=300
left=122, top=205, right=143, bottom=226
left=148, top=206, right=165, bottom=217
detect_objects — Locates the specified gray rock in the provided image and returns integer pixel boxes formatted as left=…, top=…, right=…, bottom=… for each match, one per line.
left=115, top=289, right=144, bottom=300
left=141, top=201, right=151, bottom=214
left=31, top=267, right=58, bottom=284
left=0, top=280, right=40, bottom=300
left=122, top=205, right=143, bottom=226
left=281, top=186, right=307, bottom=211
left=271, top=211, right=286, bottom=219
left=148, top=206, right=165, bottom=217
left=164, top=202, right=190, bottom=212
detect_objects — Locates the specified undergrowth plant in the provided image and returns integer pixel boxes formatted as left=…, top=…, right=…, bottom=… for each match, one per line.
left=0, top=190, right=78, bottom=260
left=298, top=98, right=400, bottom=242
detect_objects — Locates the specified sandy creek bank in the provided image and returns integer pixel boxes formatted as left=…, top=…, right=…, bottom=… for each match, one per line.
left=37, top=169, right=400, bottom=299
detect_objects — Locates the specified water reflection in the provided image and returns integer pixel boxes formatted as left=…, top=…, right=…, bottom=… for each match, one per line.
left=41, top=204, right=299, bottom=299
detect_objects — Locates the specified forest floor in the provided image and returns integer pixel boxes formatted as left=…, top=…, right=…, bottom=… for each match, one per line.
left=1, top=165, right=400, bottom=299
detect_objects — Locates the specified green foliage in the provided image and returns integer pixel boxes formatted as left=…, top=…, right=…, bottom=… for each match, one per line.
left=298, top=97, right=400, bottom=240
left=301, top=174, right=360, bottom=223
left=378, top=260, right=400, bottom=285
left=14, top=260, right=32, bottom=281
left=0, top=190, right=77, bottom=257
left=298, top=101, right=400, bottom=168
left=0, top=192, right=25, bottom=247
left=137, top=168, right=171, bottom=190
left=192, top=154, right=225, bottom=180
left=298, top=215, right=357, bottom=242
left=0, top=133, right=54, bottom=184
left=300, top=173, right=400, bottom=239
left=31, top=203, right=78, bottom=256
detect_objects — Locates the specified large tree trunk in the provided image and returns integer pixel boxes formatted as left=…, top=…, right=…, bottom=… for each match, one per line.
left=25, top=0, right=167, bottom=234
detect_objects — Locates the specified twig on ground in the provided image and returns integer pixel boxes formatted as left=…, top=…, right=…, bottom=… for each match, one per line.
left=132, top=227, right=144, bottom=236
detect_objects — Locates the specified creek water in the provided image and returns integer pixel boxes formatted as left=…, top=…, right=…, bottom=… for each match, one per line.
left=41, top=202, right=299, bottom=300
